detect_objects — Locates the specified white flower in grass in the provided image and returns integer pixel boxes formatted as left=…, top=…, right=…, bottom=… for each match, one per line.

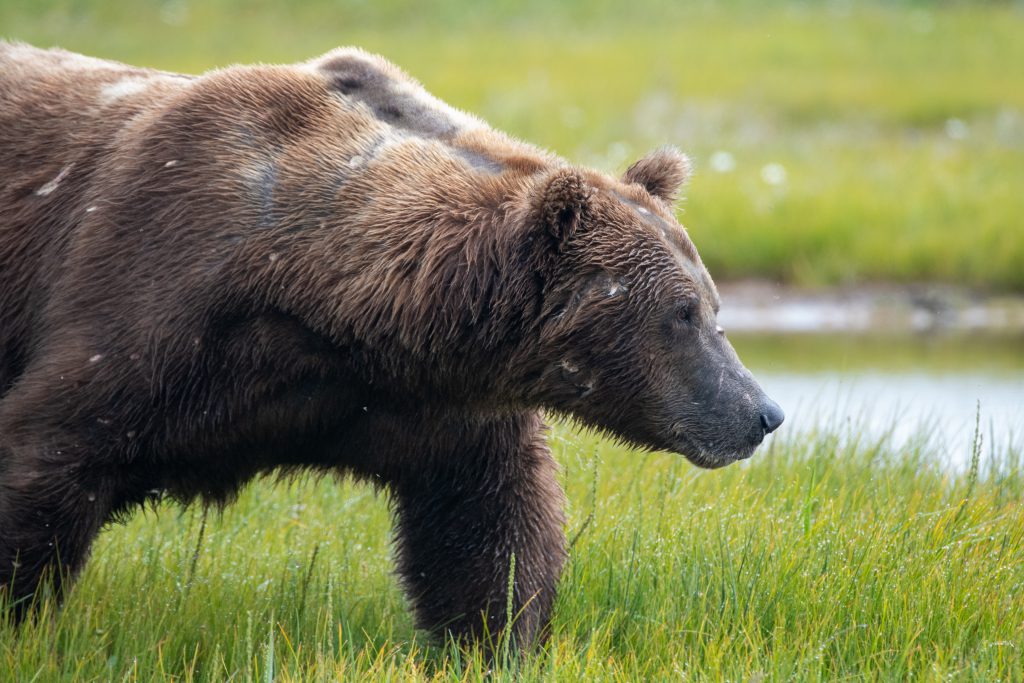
left=709, top=150, right=736, bottom=173
left=760, top=162, right=787, bottom=186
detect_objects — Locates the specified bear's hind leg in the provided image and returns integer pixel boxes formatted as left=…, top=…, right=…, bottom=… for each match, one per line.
left=389, top=412, right=566, bottom=653
left=0, top=449, right=113, bottom=623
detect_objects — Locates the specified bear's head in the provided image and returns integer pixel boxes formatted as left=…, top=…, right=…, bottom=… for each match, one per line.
left=516, top=147, right=783, bottom=468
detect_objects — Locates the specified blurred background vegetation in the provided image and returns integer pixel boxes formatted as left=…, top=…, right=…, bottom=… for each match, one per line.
left=3, top=0, right=1023, bottom=290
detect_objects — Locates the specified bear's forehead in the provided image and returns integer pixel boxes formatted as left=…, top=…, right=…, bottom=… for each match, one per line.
left=307, top=48, right=485, bottom=141
left=603, top=188, right=698, bottom=260
left=593, top=187, right=717, bottom=305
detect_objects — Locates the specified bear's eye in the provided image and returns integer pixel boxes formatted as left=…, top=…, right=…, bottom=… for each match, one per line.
left=673, top=304, right=694, bottom=326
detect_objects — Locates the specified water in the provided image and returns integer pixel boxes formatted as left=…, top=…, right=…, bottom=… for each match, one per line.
left=732, top=332, right=1024, bottom=468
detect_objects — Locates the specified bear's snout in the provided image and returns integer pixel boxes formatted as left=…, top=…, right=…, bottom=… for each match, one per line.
left=759, top=398, right=785, bottom=436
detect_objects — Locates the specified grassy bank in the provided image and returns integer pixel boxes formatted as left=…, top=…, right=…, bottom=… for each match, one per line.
left=2, top=1, right=1023, bottom=289
left=2, top=422, right=1022, bottom=681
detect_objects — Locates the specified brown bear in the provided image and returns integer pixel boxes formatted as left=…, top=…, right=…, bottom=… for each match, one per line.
left=0, top=43, right=783, bottom=648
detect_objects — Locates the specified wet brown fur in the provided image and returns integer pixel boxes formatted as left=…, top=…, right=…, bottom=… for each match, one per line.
left=0, top=43, right=781, bottom=648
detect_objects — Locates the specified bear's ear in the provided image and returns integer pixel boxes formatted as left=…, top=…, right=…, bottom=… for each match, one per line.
left=535, top=167, right=593, bottom=247
left=622, top=147, right=691, bottom=204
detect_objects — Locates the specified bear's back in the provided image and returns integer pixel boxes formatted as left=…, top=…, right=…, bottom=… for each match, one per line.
left=0, top=44, right=555, bottom=396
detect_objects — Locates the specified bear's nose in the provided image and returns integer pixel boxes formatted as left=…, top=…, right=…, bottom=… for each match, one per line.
left=759, top=399, right=785, bottom=435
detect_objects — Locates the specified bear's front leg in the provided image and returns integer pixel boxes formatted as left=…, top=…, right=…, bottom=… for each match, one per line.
left=0, top=444, right=113, bottom=623
left=389, top=412, right=566, bottom=653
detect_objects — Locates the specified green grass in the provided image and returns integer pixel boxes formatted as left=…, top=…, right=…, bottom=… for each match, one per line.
left=2, top=421, right=1023, bottom=681
left=2, top=1, right=1023, bottom=289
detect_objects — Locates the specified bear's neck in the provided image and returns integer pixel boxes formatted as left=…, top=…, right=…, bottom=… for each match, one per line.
left=251, top=165, right=544, bottom=407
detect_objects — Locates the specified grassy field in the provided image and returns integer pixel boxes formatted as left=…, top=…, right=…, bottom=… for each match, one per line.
left=2, top=421, right=1022, bottom=681
left=2, top=0, right=1023, bottom=289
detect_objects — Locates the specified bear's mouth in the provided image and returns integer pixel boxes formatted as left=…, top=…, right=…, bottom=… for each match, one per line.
left=683, top=444, right=756, bottom=469
left=668, top=422, right=759, bottom=469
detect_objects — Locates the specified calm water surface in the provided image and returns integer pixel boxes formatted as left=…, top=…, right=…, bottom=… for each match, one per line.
left=732, top=333, right=1024, bottom=468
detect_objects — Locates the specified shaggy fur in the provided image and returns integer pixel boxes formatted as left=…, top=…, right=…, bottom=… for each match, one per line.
left=0, top=43, right=782, bottom=648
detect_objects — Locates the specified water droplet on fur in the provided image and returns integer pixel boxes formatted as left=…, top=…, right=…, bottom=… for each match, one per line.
left=164, top=159, right=179, bottom=168
left=86, top=205, right=98, bottom=213
left=87, top=493, right=97, bottom=502
left=35, top=163, right=74, bottom=196
left=126, top=431, right=137, bottom=439
left=89, top=353, right=103, bottom=363
left=268, top=253, right=279, bottom=262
